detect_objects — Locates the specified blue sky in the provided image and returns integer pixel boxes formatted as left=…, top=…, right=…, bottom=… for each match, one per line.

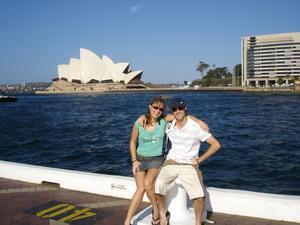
left=0, top=0, right=299, bottom=85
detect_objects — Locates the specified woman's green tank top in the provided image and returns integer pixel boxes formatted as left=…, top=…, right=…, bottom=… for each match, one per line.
left=135, top=119, right=167, bottom=157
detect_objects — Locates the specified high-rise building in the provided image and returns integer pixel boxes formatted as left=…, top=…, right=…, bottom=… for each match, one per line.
left=241, top=32, right=300, bottom=87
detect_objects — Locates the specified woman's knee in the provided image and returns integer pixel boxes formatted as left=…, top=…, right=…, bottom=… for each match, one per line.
left=143, top=180, right=153, bottom=191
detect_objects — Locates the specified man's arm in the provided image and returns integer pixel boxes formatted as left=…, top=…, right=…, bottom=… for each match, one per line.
left=188, top=115, right=209, bottom=131
left=192, top=136, right=221, bottom=165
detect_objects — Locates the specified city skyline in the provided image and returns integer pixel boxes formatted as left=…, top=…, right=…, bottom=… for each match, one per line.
left=0, top=0, right=300, bottom=85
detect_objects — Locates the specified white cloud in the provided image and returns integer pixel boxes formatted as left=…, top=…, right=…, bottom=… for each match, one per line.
left=129, top=4, right=141, bottom=13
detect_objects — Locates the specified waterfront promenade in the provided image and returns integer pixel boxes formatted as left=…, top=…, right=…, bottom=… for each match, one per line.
left=1, top=177, right=298, bottom=225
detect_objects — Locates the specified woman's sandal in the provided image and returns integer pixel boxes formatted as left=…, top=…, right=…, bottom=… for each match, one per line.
left=165, top=211, right=170, bottom=225
left=151, top=210, right=160, bottom=225
left=151, top=217, right=160, bottom=225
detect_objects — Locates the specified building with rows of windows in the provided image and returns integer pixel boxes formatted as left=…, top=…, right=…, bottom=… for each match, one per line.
left=241, top=32, right=300, bottom=87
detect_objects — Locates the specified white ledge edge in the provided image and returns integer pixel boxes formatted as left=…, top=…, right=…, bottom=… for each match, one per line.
left=0, top=160, right=299, bottom=222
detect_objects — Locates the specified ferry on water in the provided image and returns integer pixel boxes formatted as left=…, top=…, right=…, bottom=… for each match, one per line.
left=0, top=94, right=17, bottom=102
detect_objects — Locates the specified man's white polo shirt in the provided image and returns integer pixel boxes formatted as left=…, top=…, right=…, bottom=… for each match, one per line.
left=165, top=117, right=211, bottom=164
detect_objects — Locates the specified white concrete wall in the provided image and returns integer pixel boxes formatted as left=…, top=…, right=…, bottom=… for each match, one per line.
left=0, top=160, right=135, bottom=200
left=205, top=187, right=300, bottom=223
left=0, top=160, right=299, bottom=223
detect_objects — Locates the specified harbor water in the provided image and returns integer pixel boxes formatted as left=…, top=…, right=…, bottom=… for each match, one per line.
left=0, top=92, right=299, bottom=195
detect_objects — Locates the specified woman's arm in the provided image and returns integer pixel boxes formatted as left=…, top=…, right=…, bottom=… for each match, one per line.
left=129, top=124, right=140, bottom=175
left=164, top=114, right=174, bottom=122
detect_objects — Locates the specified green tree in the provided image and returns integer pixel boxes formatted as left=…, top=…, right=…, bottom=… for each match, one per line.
left=192, top=66, right=232, bottom=87
left=196, top=61, right=209, bottom=79
left=277, top=77, right=285, bottom=85
left=190, top=79, right=202, bottom=87
left=214, top=67, right=231, bottom=79
left=288, top=77, right=295, bottom=84
left=204, top=67, right=231, bottom=79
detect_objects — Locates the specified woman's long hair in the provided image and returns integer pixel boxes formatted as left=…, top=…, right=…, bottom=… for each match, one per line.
left=146, top=96, right=166, bottom=126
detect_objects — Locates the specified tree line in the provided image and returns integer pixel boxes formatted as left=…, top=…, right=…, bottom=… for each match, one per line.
left=193, top=61, right=298, bottom=87
left=191, top=61, right=241, bottom=87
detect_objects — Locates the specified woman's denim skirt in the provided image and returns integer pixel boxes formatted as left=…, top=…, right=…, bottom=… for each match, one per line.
left=137, top=154, right=164, bottom=171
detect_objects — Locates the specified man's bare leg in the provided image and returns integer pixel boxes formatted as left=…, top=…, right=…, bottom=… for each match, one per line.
left=193, top=197, right=204, bottom=225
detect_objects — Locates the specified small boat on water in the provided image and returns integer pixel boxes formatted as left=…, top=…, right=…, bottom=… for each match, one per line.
left=0, top=95, right=18, bottom=102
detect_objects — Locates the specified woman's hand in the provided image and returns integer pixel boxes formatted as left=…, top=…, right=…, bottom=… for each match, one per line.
left=191, top=157, right=200, bottom=166
left=132, top=160, right=141, bottom=175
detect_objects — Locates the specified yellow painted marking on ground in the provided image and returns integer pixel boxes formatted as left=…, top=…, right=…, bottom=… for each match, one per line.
left=58, top=208, right=92, bottom=222
left=30, top=201, right=102, bottom=224
left=68, top=211, right=96, bottom=222
left=42, top=205, right=76, bottom=218
left=36, top=203, right=75, bottom=218
left=36, top=204, right=69, bottom=217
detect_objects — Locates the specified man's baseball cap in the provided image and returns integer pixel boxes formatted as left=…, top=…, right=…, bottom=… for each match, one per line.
left=171, top=97, right=186, bottom=108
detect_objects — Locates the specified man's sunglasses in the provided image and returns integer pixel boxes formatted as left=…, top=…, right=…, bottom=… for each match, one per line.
left=172, top=105, right=185, bottom=112
left=152, top=105, right=165, bottom=112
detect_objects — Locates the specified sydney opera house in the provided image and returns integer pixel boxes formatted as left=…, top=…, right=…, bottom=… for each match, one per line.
left=46, top=48, right=144, bottom=93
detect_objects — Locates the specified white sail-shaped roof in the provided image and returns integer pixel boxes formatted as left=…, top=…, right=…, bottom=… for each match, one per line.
left=69, top=58, right=81, bottom=81
left=80, top=48, right=105, bottom=83
left=124, top=71, right=143, bottom=84
left=115, top=63, right=130, bottom=73
left=101, top=55, right=115, bottom=82
left=102, top=55, right=122, bottom=82
left=57, top=48, right=142, bottom=84
left=58, top=64, right=70, bottom=80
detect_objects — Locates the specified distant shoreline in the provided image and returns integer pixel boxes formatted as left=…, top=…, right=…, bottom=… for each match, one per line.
left=35, top=86, right=297, bottom=94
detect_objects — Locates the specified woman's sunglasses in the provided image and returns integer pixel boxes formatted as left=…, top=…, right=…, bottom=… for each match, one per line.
left=172, top=105, right=185, bottom=112
left=152, top=105, right=165, bottom=112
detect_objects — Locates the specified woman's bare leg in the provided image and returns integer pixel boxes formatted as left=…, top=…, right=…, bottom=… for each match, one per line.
left=124, top=171, right=146, bottom=225
left=144, top=168, right=160, bottom=223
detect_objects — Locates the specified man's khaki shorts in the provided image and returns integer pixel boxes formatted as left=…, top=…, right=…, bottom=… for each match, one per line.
left=155, top=160, right=206, bottom=199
